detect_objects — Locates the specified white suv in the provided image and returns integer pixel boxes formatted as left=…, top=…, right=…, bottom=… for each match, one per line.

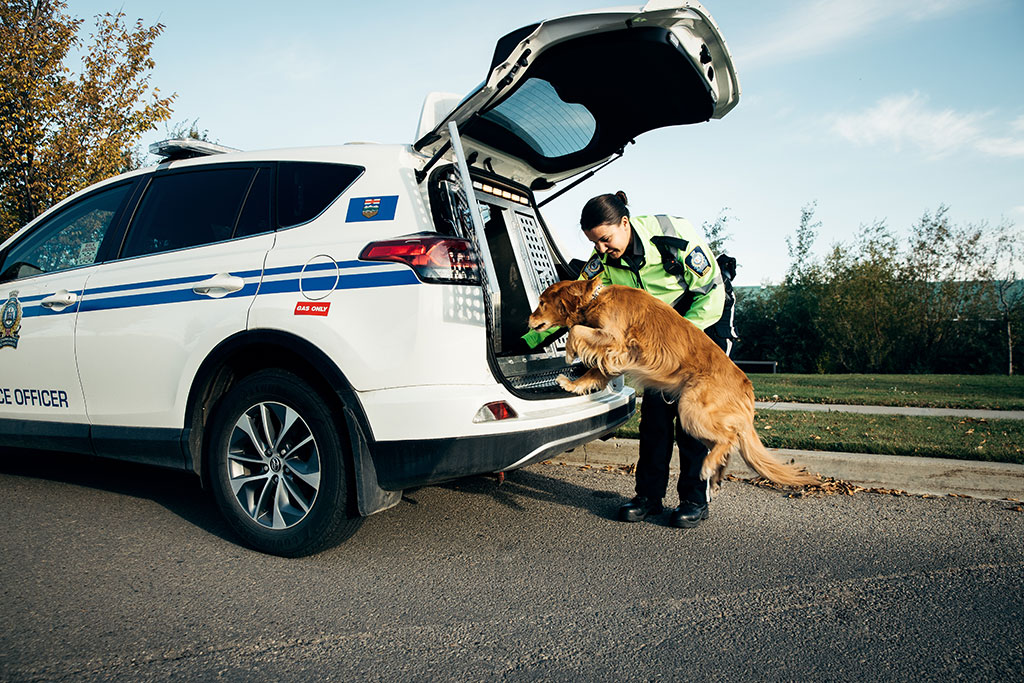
left=0, top=2, right=739, bottom=555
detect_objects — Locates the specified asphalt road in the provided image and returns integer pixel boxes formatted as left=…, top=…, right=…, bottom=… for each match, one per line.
left=1, top=451, right=1022, bottom=681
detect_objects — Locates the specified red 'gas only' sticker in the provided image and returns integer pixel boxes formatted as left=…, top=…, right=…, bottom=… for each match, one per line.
left=294, top=302, right=330, bottom=316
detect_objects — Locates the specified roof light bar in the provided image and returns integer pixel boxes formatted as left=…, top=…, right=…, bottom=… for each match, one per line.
left=149, top=138, right=241, bottom=161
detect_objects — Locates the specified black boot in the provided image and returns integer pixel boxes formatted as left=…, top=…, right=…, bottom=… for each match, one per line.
left=669, top=500, right=709, bottom=528
left=618, top=495, right=663, bottom=522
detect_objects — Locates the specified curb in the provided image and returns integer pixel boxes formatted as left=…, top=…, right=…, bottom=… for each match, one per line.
left=552, top=437, right=1024, bottom=501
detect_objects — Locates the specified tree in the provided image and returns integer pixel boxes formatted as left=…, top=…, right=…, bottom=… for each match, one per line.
left=0, top=0, right=174, bottom=240
left=900, top=206, right=997, bottom=369
left=984, top=220, right=1024, bottom=375
left=732, top=203, right=826, bottom=373
left=778, top=203, right=826, bottom=371
left=812, top=220, right=921, bottom=372
left=784, top=201, right=821, bottom=285
left=164, top=117, right=214, bottom=143
left=701, top=207, right=733, bottom=255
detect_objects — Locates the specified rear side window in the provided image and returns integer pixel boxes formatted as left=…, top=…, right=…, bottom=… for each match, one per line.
left=278, top=162, right=362, bottom=227
left=0, top=184, right=131, bottom=282
left=120, top=168, right=255, bottom=259
left=235, top=168, right=273, bottom=238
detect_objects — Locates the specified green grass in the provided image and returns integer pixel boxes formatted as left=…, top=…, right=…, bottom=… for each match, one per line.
left=613, top=410, right=1024, bottom=465
left=754, top=412, right=1024, bottom=465
left=748, top=373, right=1024, bottom=410
left=615, top=372, right=1024, bottom=462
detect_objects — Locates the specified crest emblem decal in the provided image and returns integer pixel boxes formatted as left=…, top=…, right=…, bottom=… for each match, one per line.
left=362, top=197, right=380, bottom=218
left=1, top=291, right=23, bottom=350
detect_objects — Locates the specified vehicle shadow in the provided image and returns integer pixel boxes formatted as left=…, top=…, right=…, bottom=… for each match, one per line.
left=0, top=447, right=237, bottom=544
left=430, top=464, right=631, bottom=521
left=0, top=448, right=633, bottom=544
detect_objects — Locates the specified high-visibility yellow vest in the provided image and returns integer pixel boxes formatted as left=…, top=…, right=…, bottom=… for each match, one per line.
left=583, top=215, right=725, bottom=330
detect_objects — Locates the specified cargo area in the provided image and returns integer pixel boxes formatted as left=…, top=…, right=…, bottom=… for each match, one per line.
left=428, top=165, right=587, bottom=397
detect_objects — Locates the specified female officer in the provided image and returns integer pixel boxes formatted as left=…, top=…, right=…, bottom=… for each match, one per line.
left=578, top=191, right=728, bottom=528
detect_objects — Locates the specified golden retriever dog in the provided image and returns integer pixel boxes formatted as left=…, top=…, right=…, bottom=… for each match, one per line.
left=528, top=278, right=819, bottom=489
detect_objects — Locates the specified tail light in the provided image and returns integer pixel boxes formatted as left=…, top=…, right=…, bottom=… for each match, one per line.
left=359, top=237, right=481, bottom=284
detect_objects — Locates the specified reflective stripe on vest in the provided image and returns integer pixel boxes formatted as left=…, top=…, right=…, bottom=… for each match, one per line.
left=654, top=214, right=724, bottom=296
left=654, top=214, right=690, bottom=293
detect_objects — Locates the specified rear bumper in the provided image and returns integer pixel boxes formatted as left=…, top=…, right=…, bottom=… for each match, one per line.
left=369, top=389, right=635, bottom=490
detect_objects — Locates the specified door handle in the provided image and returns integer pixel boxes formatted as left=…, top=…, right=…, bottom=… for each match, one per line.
left=192, top=273, right=245, bottom=298
left=41, top=289, right=78, bottom=311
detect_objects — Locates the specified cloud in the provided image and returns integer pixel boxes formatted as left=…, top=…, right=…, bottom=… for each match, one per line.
left=741, top=0, right=963, bottom=66
left=832, top=93, right=1024, bottom=159
left=974, top=137, right=1024, bottom=158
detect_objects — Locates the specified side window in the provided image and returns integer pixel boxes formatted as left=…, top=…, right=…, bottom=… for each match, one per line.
left=0, top=184, right=131, bottom=283
left=234, top=168, right=273, bottom=238
left=120, top=168, right=255, bottom=259
left=278, top=162, right=363, bottom=227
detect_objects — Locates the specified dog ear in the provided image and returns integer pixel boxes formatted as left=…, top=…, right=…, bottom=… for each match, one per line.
left=562, top=281, right=592, bottom=326
left=555, top=292, right=574, bottom=323
left=582, top=277, right=601, bottom=298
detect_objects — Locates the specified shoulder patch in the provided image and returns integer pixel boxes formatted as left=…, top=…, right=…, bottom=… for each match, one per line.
left=685, top=246, right=712, bottom=278
left=582, top=254, right=605, bottom=279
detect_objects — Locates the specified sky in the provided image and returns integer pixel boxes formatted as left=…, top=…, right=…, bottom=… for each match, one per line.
left=70, top=0, right=1024, bottom=285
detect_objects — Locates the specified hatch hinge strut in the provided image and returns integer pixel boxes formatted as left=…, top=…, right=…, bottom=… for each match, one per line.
left=537, top=141, right=633, bottom=209
left=415, top=139, right=452, bottom=184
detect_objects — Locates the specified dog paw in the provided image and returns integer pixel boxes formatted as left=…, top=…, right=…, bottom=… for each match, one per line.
left=556, top=374, right=578, bottom=392
left=700, top=462, right=717, bottom=482
left=564, top=334, right=578, bottom=362
left=557, top=374, right=596, bottom=395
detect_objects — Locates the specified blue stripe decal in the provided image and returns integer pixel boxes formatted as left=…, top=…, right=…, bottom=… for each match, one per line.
left=335, top=270, right=419, bottom=289
left=87, top=268, right=267, bottom=296
left=261, top=260, right=379, bottom=277
left=258, top=270, right=419, bottom=295
left=86, top=273, right=221, bottom=297
left=259, top=276, right=327, bottom=295
left=17, top=263, right=419, bottom=316
left=16, top=291, right=81, bottom=304
left=79, top=282, right=261, bottom=313
left=20, top=302, right=80, bottom=318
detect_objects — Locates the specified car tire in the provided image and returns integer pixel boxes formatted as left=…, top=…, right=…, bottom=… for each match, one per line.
left=206, top=369, right=361, bottom=556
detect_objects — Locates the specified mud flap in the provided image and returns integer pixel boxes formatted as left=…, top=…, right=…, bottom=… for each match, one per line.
left=342, top=405, right=401, bottom=517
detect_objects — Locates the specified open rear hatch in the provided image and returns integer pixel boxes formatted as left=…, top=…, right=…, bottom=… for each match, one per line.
left=419, top=1, right=740, bottom=396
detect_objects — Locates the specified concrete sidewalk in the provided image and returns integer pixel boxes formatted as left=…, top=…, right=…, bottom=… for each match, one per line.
left=754, top=401, right=1024, bottom=420
left=554, top=437, right=1024, bottom=501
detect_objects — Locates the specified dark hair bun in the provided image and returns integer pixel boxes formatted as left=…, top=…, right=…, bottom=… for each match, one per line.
left=580, top=192, right=631, bottom=231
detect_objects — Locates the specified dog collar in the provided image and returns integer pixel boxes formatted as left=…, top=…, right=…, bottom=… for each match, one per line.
left=590, top=284, right=604, bottom=302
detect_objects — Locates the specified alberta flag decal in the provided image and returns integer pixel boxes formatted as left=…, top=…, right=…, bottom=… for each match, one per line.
left=346, top=195, right=398, bottom=222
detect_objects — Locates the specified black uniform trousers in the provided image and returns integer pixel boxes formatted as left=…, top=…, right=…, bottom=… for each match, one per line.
left=634, top=331, right=731, bottom=505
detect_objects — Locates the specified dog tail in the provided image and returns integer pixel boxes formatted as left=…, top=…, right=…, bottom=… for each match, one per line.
left=736, top=426, right=820, bottom=487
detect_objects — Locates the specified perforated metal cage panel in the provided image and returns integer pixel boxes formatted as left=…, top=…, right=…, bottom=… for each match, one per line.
left=508, top=210, right=566, bottom=353
left=513, top=212, right=559, bottom=298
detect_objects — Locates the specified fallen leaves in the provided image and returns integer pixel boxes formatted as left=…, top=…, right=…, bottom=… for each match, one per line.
left=543, top=460, right=636, bottom=475
left=725, top=474, right=908, bottom=498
